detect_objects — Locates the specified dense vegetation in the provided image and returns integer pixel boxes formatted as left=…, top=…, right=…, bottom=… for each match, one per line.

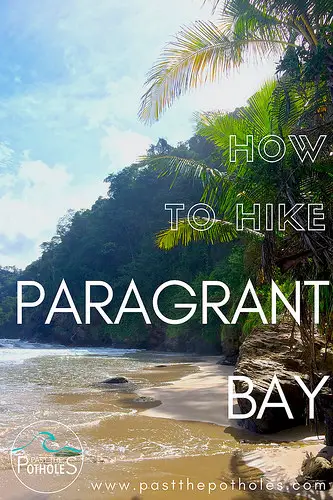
left=0, top=0, right=332, bottom=363
left=137, top=0, right=333, bottom=377
left=0, top=137, right=255, bottom=354
left=136, top=0, right=333, bottom=443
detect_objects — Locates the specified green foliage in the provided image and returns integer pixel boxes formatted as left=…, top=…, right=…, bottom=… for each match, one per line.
left=139, top=0, right=333, bottom=123
left=0, top=137, right=230, bottom=353
left=143, top=70, right=333, bottom=358
left=1, top=0, right=332, bottom=357
left=0, top=267, right=20, bottom=330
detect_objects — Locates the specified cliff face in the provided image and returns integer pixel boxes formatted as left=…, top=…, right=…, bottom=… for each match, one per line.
left=234, top=324, right=324, bottom=434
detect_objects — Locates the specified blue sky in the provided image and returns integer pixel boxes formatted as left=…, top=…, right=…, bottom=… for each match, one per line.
left=0, top=0, right=276, bottom=268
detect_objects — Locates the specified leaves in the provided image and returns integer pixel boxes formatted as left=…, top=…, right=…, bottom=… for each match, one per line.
left=219, top=0, right=289, bottom=41
left=156, top=217, right=263, bottom=250
left=138, top=20, right=285, bottom=124
left=140, top=154, right=226, bottom=184
left=139, top=154, right=229, bottom=206
left=139, top=0, right=333, bottom=123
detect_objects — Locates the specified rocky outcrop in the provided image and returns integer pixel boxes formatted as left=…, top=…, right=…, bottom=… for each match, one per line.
left=234, top=324, right=323, bottom=434
left=102, top=376, right=128, bottom=384
left=297, top=450, right=333, bottom=489
left=318, top=388, right=333, bottom=446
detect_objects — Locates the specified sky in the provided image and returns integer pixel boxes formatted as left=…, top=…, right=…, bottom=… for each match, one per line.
left=0, top=0, right=277, bottom=268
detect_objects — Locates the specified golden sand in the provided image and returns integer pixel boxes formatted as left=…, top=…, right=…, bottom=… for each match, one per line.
left=0, top=359, right=325, bottom=500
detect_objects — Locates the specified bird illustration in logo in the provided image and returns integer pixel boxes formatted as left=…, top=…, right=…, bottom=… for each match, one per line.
left=12, top=431, right=82, bottom=456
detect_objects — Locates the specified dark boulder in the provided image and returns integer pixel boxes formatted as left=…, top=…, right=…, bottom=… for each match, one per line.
left=318, top=388, right=333, bottom=446
left=216, top=355, right=237, bottom=366
left=133, top=396, right=156, bottom=403
left=102, top=376, right=128, bottom=384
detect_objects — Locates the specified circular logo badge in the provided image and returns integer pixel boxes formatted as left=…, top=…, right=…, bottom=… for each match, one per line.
left=10, top=419, right=84, bottom=494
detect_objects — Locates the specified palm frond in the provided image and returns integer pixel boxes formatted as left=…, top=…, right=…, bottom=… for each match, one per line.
left=269, top=77, right=306, bottom=133
left=206, top=0, right=333, bottom=37
left=240, top=79, right=277, bottom=135
left=139, top=154, right=230, bottom=208
left=220, top=0, right=290, bottom=41
left=196, top=109, right=249, bottom=171
left=196, top=80, right=280, bottom=170
left=139, top=154, right=225, bottom=182
left=249, top=0, right=332, bottom=22
left=311, top=0, right=333, bottom=25
left=156, top=217, right=263, bottom=250
left=138, top=21, right=286, bottom=124
left=300, top=168, right=333, bottom=203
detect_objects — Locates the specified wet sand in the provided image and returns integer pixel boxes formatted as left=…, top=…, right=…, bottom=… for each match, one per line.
left=0, top=357, right=330, bottom=499
left=2, top=451, right=296, bottom=500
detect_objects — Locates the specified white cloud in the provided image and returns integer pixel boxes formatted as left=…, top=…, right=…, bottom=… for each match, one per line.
left=0, top=159, right=107, bottom=267
left=100, top=127, right=152, bottom=169
left=0, top=0, right=278, bottom=267
left=19, top=160, right=71, bottom=188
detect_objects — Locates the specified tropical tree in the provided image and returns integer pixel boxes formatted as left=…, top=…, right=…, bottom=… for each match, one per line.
left=139, top=0, right=333, bottom=124
left=148, top=80, right=333, bottom=265
left=142, top=79, right=333, bottom=418
left=139, top=0, right=333, bottom=439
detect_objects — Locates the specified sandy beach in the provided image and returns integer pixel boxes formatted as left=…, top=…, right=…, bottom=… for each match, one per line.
left=140, top=359, right=333, bottom=498
left=1, top=355, right=332, bottom=499
left=140, top=360, right=240, bottom=427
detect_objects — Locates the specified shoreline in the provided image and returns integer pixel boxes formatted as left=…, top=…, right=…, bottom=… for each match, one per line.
left=2, top=353, right=332, bottom=499
left=139, top=358, right=332, bottom=494
left=139, top=359, right=241, bottom=427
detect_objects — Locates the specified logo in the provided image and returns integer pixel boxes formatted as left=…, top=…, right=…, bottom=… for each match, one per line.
left=10, top=419, right=84, bottom=494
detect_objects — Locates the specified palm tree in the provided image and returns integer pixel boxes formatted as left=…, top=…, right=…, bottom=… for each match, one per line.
left=139, top=0, right=333, bottom=124
left=149, top=80, right=333, bottom=266
left=139, top=0, right=333, bottom=444
left=142, top=80, right=333, bottom=434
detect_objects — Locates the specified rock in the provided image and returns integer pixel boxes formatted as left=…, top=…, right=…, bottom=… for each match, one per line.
left=102, top=376, right=128, bottom=384
left=155, top=364, right=168, bottom=368
left=297, top=453, right=333, bottom=484
left=133, top=396, right=157, bottom=404
left=234, top=323, right=320, bottom=433
left=216, top=355, right=236, bottom=366
left=146, top=325, right=166, bottom=350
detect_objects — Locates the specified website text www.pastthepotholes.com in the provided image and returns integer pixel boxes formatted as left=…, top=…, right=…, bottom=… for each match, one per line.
left=90, top=477, right=327, bottom=495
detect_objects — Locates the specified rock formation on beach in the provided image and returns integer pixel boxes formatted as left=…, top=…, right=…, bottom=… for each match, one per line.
left=102, top=376, right=129, bottom=384
left=234, top=324, right=327, bottom=433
